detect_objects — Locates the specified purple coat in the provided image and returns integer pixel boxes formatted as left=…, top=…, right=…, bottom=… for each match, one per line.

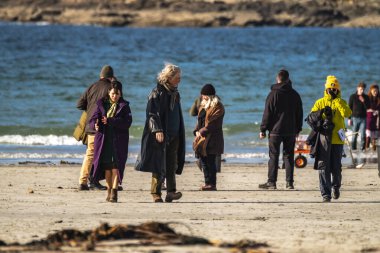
left=90, top=98, right=132, bottom=184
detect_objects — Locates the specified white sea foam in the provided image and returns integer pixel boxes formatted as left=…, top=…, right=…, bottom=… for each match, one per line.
left=0, top=135, right=81, bottom=145
left=0, top=134, right=136, bottom=145
left=223, top=153, right=268, bottom=159
left=0, top=153, right=84, bottom=159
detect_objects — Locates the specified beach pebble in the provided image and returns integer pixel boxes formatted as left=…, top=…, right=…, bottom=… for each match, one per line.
left=28, top=189, right=34, bottom=194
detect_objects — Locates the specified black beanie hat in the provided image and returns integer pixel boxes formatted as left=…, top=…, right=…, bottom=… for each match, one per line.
left=100, top=65, right=114, bottom=78
left=201, top=84, right=216, bottom=96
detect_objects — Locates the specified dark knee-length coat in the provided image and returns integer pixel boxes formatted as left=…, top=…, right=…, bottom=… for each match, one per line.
left=134, top=83, right=186, bottom=176
left=89, top=98, right=132, bottom=184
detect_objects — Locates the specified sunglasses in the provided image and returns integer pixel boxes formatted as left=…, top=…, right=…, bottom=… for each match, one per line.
left=328, top=88, right=338, bottom=93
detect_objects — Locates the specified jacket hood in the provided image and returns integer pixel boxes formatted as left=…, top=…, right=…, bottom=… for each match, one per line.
left=271, top=80, right=293, bottom=92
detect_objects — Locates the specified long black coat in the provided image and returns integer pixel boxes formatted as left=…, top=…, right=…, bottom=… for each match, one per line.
left=135, top=84, right=186, bottom=175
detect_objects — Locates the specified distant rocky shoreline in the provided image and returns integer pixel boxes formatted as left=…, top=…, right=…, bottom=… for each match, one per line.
left=1, top=0, right=380, bottom=28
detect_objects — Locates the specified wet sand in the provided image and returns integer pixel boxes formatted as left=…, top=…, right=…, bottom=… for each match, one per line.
left=0, top=163, right=379, bottom=252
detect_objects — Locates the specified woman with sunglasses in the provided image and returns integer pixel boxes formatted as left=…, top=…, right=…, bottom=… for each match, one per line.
left=310, top=75, right=352, bottom=202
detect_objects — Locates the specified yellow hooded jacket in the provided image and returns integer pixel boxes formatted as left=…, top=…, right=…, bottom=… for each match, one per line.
left=311, top=90, right=352, bottom=144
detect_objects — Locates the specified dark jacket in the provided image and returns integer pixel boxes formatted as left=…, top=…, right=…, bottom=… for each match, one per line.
left=366, top=97, right=380, bottom=131
left=193, top=101, right=225, bottom=156
left=348, top=93, right=370, bottom=119
left=90, top=98, right=132, bottom=184
left=305, top=109, right=334, bottom=170
left=134, top=84, right=186, bottom=175
left=260, top=81, right=303, bottom=136
left=77, top=78, right=113, bottom=135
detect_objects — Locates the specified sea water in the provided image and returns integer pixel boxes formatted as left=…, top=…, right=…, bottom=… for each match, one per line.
left=0, top=22, right=379, bottom=165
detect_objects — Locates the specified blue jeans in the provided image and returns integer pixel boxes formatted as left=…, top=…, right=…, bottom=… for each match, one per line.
left=318, top=144, right=343, bottom=199
left=352, top=117, right=366, bottom=150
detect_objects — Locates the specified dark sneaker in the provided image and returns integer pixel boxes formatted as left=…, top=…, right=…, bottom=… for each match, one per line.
left=258, top=182, right=277, bottom=190
left=200, top=185, right=217, bottom=191
left=286, top=182, right=294, bottom=189
left=78, top=184, right=89, bottom=191
left=89, top=181, right=107, bottom=191
left=118, top=186, right=123, bottom=191
left=165, top=192, right=182, bottom=202
left=322, top=197, right=331, bottom=202
left=332, top=188, right=340, bottom=199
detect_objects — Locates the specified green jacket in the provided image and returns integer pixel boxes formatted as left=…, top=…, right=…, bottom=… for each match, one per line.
left=73, top=111, right=88, bottom=145
left=311, top=91, right=352, bottom=144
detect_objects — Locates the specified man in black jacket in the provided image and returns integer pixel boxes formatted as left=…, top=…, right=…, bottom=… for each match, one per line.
left=76, top=65, right=115, bottom=191
left=348, top=82, right=369, bottom=151
left=259, top=69, right=303, bottom=189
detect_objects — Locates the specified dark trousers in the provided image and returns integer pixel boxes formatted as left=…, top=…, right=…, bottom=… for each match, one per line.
left=151, top=136, right=179, bottom=195
left=268, top=135, right=296, bottom=183
left=200, top=154, right=217, bottom=186
left=318, top=144, right=343, bottom=198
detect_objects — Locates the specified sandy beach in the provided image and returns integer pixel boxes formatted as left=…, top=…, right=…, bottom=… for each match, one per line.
left=0, top=163, right=379, bottom=252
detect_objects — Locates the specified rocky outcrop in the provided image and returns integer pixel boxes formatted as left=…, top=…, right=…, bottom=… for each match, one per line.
left=0, top=0, right=380, bottom=27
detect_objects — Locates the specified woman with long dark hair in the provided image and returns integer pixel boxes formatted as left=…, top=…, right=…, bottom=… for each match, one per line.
left=90, top=80, right=132, bottom=202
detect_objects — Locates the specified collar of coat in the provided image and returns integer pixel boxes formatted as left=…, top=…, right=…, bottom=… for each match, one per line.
left=96, top=98, right=128, bottom=116
left=201, top=102, right=225, bottom=126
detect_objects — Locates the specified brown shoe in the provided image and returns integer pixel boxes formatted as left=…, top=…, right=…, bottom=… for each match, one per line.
left=152, top=194, right=163, bottom=203
left=110, top=189, right=118, bottom=203
left=200, top=185, right=217, bottom=191
left=165, top=192, right=182, bottom=202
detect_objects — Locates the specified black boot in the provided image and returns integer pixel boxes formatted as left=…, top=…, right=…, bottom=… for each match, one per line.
left=89, top=181, right=107, bottom=190
left=110, top=189, right=118, bottom=203
left=286, top=182, right=294, bottom=189
left=258, top=182, right=277, bottom=189
left=365, top=137, right=371, bottom=150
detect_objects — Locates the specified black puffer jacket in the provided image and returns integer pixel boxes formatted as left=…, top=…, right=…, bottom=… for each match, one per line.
left=134, top=83, right=186, bottom=175
left=305, top=109, right=334, bottom=170
left=260, top=80, right=303, bottom=136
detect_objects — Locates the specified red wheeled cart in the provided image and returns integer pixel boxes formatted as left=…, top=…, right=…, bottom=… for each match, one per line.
left=294, top=135, right=311, bottom=168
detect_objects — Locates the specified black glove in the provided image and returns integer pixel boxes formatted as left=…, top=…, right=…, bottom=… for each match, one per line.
left=324, top=106, right=333, bottom=120
left=328, top=89, right=338, bottom=99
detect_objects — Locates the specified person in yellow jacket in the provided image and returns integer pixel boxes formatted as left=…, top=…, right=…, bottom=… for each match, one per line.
left=311, top=75, right=352, bottom=202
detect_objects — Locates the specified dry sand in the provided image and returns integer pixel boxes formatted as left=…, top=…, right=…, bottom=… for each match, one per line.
left=0, top=163, right=379, bottom=252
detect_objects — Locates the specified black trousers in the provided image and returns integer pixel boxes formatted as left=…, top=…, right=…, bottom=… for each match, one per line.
left=268, top=135, right=296, bottom=183
left=200, top=154, right=217, bottom=186
left=318, top=144, right=343, bottom=198
left=151, top=135, right=179, bottom=195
